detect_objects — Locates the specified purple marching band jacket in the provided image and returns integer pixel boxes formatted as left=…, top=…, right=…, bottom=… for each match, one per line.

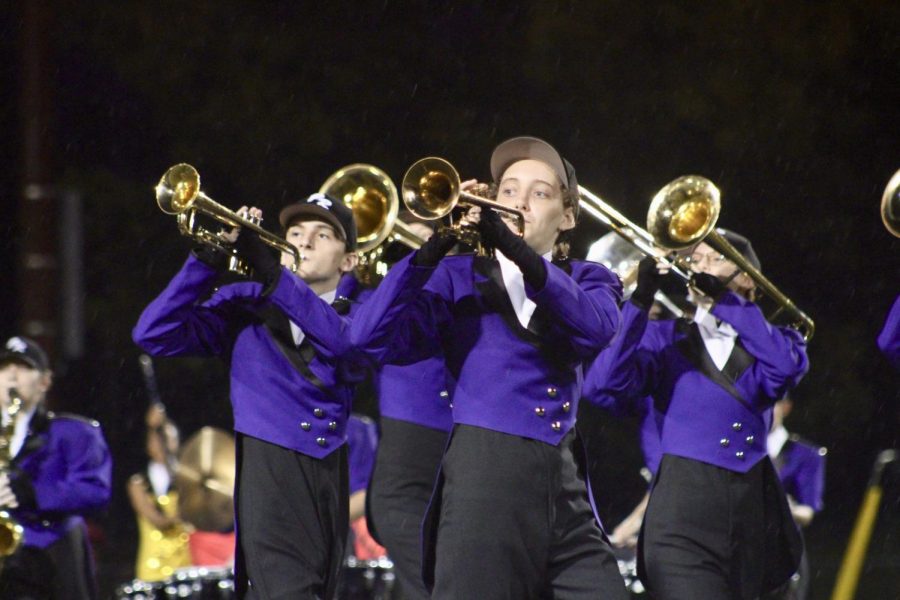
left=350, top=253, right=621, bottom=447
left=585, top=292, right=809, bottom=474
left=9, top=407, right=112, bottom=548
left=132, top=255, right=367, bottom=459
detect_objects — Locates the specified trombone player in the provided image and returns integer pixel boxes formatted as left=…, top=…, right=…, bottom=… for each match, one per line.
left=0, top=336, right=112, bottom=600
left=584, top=230, right=809, bottom=599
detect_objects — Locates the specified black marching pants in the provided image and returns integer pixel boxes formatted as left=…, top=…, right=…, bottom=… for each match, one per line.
left=236, top=434, right=348, bottom=600
left=640, top=455, right=801, bottom=600
left=428, top=425, right=627, bottom=600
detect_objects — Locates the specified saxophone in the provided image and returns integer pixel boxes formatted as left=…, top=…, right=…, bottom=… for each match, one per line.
left=0, top=388, right=24, bottom=565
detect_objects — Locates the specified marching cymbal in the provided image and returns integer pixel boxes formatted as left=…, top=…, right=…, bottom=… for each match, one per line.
left=175, top=427, right=235, bottom=532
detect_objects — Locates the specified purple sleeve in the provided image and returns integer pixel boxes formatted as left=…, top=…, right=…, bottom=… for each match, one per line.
left=526, top=260, right=622, bottom=359
left=132, top=255, right=253, bottom=357
left=350, top=254, right=448, bottom=365
left=877, top=295, right=900, bottom=369
left=711, top=292, right=809, bottom=401
left=267, top=267, right=355, bottom=360
left=794, top=448, right=826, bottom=512
left=29, top=422, right=112, bottom=513
left=346, top=416, right=379, bottom=494
left=582, top=300, right=659, bottom=412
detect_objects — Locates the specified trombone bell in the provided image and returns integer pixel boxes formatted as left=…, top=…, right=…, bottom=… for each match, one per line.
left=648, top=175, right=721, bottom=249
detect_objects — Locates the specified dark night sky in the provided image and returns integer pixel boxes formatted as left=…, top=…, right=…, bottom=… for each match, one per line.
left=1, top=1, right=898, bottom=596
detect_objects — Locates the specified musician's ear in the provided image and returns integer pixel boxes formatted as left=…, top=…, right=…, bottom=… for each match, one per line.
left=340, top=252, right=359, bottom=274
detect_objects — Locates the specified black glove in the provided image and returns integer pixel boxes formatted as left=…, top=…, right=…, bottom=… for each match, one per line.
left=631, top=257, right=665, bottom=310
left=412, top=229, right=458, bottom=268
left=234, top=229, right=281, bottom=288
left=192, top=246, right=228, bottom=272
left=690, top=272, right=728, bottom=301
left=478, top=209, right=548, bottom=289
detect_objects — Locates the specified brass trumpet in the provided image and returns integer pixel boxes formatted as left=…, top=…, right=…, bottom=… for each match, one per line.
left=579, top=176, right=814, bottom=340
left=0, top=388, right=25, bottom=570
left=155, top=164, right=300, bottom=275
left=320, top=164, right=427, bottom=283
left=881, top=168, right=900, bottom=237
left=401, top=157, right=525, bottom=254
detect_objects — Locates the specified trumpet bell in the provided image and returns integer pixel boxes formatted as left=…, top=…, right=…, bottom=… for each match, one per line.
left=648, top=175, right=721, bottom=249
left=401, top=157, right=460, bottom=221
left=156, top=163, right=201, bottom=215
left=882, top=168, right=900, bottom=237
left=320, top=164, right=399, bottom=253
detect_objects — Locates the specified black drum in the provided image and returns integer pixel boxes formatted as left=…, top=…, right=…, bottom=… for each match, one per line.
left=114, top=566, right=235, bottom=599
left=336, top=556, right=396, bottom=600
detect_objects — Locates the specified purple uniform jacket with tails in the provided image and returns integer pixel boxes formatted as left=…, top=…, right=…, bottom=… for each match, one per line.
left=586, top=295, right=808, bottom=473
left=133, top=256, right=365, bottom=458
left=9, top=408, right=112, bottom=548
left=346, top=414, right=378, bottom=495
left=350, top=253, right=622, bottom=445
left=774, top=435, right=826, bottom=512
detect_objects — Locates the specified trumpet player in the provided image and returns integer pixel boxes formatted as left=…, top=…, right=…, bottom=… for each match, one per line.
left=351, top=137, right=627, bottom=599
left=0, top=336, right=112, bottom=600
left=585, top=231, right=809, bottom=599
left=134, top=193, right=366, bottom=600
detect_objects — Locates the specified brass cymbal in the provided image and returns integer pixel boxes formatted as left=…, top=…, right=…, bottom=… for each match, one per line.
left=175, top=427, right=235, bottom=532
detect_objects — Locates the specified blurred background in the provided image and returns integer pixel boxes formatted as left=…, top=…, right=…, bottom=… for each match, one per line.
left=0, top=1, right=898, bottom=597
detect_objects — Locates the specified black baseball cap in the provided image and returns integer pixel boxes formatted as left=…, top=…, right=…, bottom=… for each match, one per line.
left=715, top=228, right=761, bottom=272
left=278, top=193, right=358, bottom=251
left=0, top=336, right=50, bottom=371
left=490, top=136, right=578, bottom=192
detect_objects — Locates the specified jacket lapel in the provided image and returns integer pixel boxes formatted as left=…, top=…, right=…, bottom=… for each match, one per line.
left=255, top=299, right=350, bottom=394
left=675, top=321, right=755, bottom=410
left=12, top=405, right=50, bottom=465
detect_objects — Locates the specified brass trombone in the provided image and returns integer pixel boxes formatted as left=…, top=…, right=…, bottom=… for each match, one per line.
left=155, top=164, right=300, bottom=275
left=579, top=175, right=815, bottom=340
left=400, top=157, right=525, bottom=254
left=320, top=164, right=427, bottom=283
left=881, top=168, right=900, bottom=237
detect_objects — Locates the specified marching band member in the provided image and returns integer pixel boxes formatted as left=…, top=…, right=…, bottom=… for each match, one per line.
left=588, top=233, right=809, bottom=599
left=133, top=194, right=364, bottom=599
left=351, top=137, right=627, bottom=599
left=0, top=336, right=112, bottom=600
left=364, top=213, right=454, bottom=600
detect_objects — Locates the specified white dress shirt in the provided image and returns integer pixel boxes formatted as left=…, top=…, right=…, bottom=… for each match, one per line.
left=497, top=250, right=553, bottom=329
left=694, top=303, right=737, bottom=370
left=5, top=404, right=37, bottom=458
